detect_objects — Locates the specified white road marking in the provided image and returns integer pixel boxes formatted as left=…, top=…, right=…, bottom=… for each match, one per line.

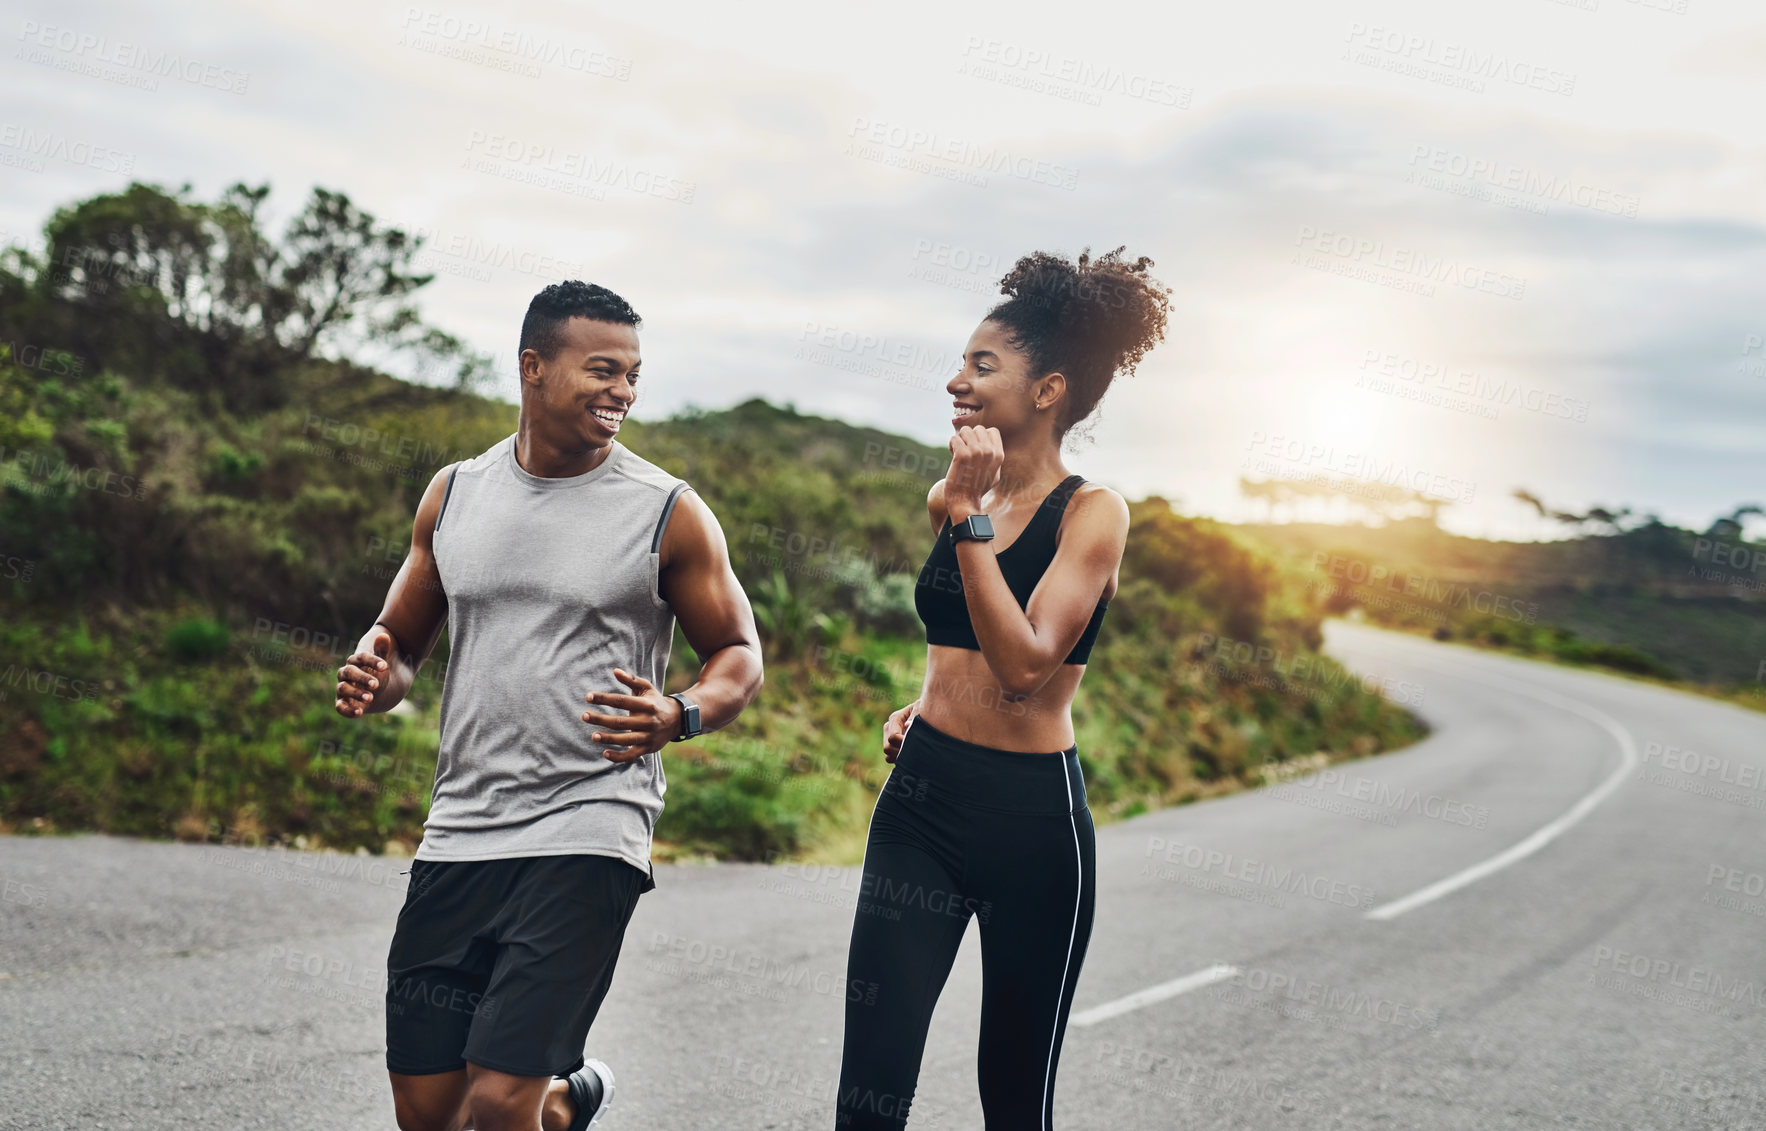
left=1068, top=964, right=1240, bottom=1028
left=1067, top=639, right=1641, bottom=1028
left=1364, top=665, right=1638, bottom=920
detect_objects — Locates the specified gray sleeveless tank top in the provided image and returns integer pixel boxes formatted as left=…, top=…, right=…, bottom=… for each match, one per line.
left=416, top=433, right=689, bottom=878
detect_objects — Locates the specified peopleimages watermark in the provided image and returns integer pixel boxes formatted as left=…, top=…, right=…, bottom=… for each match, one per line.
left=1687, top=536, right=1766, bottom=594
left=793, top=320, right=955, bottom=393
left=858, top=439, right=948, bottom=488
left=307, top=736, right=431, bottom=802
left=845, top=116, right=1079, bottom=191
left=1191, top=631, right=1428, bottom=708
left=408, top=223, right=585, bottom=285
left=709, top=1054, right=949, bottom=1130
left=163, top=1023, right=380, bottom=1099
left=14, top=20, right=250, bottom=95
left=1309, top=552, right=1541, bottom=623
left=0, top=550, right=35, bottom=585
left=302, top=413, right=472, bottom=468
left=0, top=443, right=149, bottom=501
left=1263, top=759, right=1489, bottom=830
left=1342, top=22, right=1577, bottom=97
left=397, top=7, right=633, bottom=81
left=461, top=132, right=696, bottom=204
left=809, top=644, right=915, bottom=703
left=956, top=36, right=1191, bottom=109
left=1090, top=1041, right=1293, bottom=1114
left=1293, top=225, right=1526, bottom=301
left=1701, top=862, right=1766, bottom=919
left=1142, top=836, right=1376, bottom=909
left=200, top=825, right=413, bottom=892
left=1406, top=145, right=1638, bottom=219
left=1357, top=350, right=1589, bottom=423
left=38, top=242, right=160, bottom=295
left=0, top=664, right=103, bottom=705
left=1212, top=964, right=1441, bottom=1031
left=1, top=876, right=49, bottom=908
left=1588, top=944, right=1764, bottom=1014
left=1741, top=334, right=1765, bottom=379
left=646, top=931, right=881, bottom=1006
left=905, top=237, right=1011, bottom=296
left=0, top=124, right=135, bottom=175
left=1651, top=1070, right=1766, bottom=1126
left=745, top=520, right=920, bottom=581
left=1243, top=430, right=1477, bottom=503
left=2, top=339, right=85, bottom=378
left=262, top=944, right=388, bottom=1010
left=1635, top=741, right=1766, bottom=809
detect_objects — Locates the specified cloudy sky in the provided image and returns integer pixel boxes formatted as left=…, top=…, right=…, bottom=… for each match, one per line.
left=5, top=0, right=1764, bottom=539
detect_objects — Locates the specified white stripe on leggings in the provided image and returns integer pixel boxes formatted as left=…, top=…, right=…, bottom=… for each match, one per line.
left=1043, top=760, right=1083, bottom=1131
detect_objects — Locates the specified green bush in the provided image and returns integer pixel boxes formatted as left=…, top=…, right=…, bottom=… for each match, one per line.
left=165, top=618, right=231, bottom=662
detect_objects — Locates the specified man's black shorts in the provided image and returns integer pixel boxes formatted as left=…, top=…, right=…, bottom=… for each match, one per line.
left=385, top=852, right=650, bottom=1078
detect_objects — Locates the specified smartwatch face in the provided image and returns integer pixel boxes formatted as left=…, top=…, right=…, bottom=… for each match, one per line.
left=671, top=694, right=700, bottom=739
left=968, top=514, right=995, bottom=539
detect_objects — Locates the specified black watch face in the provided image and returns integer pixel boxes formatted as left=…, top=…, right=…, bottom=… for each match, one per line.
left=967, top=514, right=994, bottom=539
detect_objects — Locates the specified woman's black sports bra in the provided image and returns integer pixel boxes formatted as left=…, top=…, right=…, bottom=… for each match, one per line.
left=913, top=474, right=1109, bottom=666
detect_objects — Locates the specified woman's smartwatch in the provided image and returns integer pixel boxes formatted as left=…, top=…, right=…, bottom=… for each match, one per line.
left=668, top=692, right=702, bottom=741
left=951, top=514, right=994, bottom=542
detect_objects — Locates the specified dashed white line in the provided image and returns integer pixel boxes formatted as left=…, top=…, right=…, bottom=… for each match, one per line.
left=1068, top=964, right=1240, bottom=1028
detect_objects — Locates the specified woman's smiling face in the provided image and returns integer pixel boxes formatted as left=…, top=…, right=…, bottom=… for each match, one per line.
left=947, top=319, right=1054, bottom=435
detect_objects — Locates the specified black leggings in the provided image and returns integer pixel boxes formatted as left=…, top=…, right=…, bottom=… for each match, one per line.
left=836, top=715, right=1097, bottom=1130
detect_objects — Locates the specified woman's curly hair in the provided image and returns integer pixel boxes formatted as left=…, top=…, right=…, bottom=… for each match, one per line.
left=985, top=246, right=1171, bottom=440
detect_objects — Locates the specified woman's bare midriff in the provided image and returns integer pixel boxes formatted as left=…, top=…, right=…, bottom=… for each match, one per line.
left=916, top=643, right=1086, bottom=753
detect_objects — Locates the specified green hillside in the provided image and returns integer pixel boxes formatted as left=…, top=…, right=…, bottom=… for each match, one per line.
left=1241, top=518, right=1766, bottom=702
left=0, top=179, right=1427, bottom=861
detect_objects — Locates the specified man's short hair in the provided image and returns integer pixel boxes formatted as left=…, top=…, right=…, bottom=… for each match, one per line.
left=519, top=280, right=642, bottom=361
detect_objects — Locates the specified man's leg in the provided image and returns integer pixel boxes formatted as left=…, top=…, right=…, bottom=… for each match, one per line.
left=388, top=1066, right=583, bottom=1131
left=386, top=857, right=498, bottom=1130
left=386, top=856, right=630, bottom=1130
left=461, top=855, right=645, bottom=1121
left=459, top=1065, right=560, bottom=1131
left=389, top=1069, right=468, bottom=1131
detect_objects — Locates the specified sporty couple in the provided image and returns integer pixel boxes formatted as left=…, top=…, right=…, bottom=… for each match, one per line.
left=334, top=247, right=1170, bottom=1130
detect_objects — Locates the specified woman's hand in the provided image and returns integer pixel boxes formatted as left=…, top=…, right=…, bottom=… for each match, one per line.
left=944, top=425, right=1003, bottom=518
left=883, top=700, right=920, bottom=763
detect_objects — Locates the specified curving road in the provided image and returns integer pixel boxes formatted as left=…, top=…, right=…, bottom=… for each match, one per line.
left=3, top=621, right=1764, bottom=1129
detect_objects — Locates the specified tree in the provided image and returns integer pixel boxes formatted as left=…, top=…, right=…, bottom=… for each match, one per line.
left=8, top=181, right=488, bottom=412
left=1706, top=504, right=1763, bottom=540
left=1512, top=489, right=1634, bottom=533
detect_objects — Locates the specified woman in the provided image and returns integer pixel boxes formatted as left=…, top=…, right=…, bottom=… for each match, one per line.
left=835, top=248, right=1170, bottom=1129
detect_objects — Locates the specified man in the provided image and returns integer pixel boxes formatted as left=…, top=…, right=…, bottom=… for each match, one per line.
left=335, top=280, right=764, bottom=1131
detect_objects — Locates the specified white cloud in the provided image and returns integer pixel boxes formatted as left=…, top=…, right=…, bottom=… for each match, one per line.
left=3, top=0, right=1763, bottom=538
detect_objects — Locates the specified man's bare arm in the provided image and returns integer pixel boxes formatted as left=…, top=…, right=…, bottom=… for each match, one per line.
left=335, top=464, right=454, bottom=718
left=581, top=490, right=763, bottom=759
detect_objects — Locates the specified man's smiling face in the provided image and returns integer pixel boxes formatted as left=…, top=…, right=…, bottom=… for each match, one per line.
left=525, top=316, right=641, bottom=450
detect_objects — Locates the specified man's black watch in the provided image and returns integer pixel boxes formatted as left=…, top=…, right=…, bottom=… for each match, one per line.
left=668, top=692, right=702, bottom=741
left=951, top=514, right=994, bottom=543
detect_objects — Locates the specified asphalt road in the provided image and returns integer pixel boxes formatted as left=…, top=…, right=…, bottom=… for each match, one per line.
left=3, top=621, right=1764, bottom=1129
